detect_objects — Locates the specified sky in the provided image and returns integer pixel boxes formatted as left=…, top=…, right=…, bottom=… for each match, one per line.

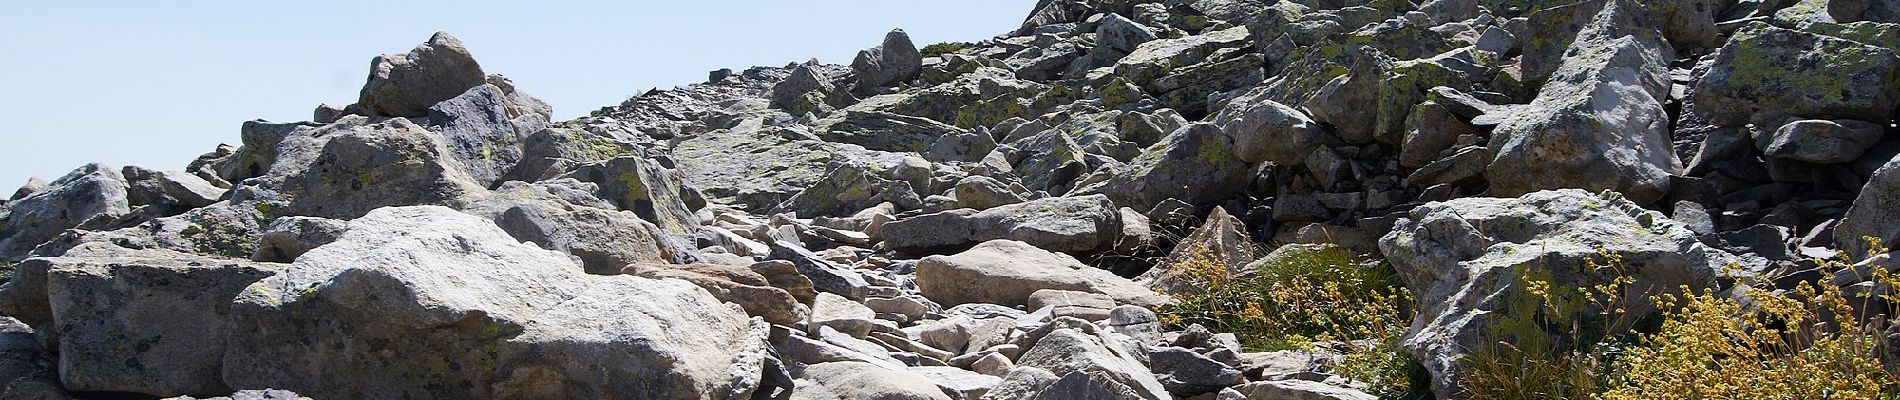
left=0, top=1, right=1034, bottom=190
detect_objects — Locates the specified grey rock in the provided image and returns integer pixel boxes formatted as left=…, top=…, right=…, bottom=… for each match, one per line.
left=1696, top=22, right=1900, bottom=127
left=793, top=361, right=952, bottom=400
left=854, top=29, right=925, bottom=90
left=1149, top=346, right=1244, bottom=397
left=1017, top=327, right=1169, bottom=400
left=768, top=239, right=871, bottom=300
left=625, top=262, right=809, bottom=326
left=1379, top=189, right=1724, bottom=397
left=981, top=366, right=1059, bottom=400
left=772, top=64, right=841, bottom=115
left=675, top=119, right=839, bottom=211
left=881, top=195, right=1122, bottom=253
left=1399, top=101, right=1480, bottom=169
left=916, top=240, right=1166, bottom=308
left=911, top=365, right=1002, bottom=400
left=1097, top=13, right=1158, bottom=53
left=1231, top=380, right=1375, bottom=400
left=122, top=165, right=223, bottom=212
left=1404, top=146, right=1490, bottom=188
left=0, top=318, right=53, bottom=400
left=7, top=178, right=46, bottom=202
left=0, top=164, right=128, bottom=262
left=426, top=83, right=550, bottom=187
left=811, top=292, right=878, bottom=338
left=356, top=32, right=487, bottom=118
left=1097, top=123, right=1250, bottom=211
left=222, top=206, right=768, bottom=399
left=1139, top=206, right=1258, bottom=296
left=1758, top=119, right=1886, bottom=164
left=1487, top=1, right=1679, bottom=204
left=465, top=180, right=688, bottom=273
left=1222, top=99, right=1329, bottom=166
left=954, top=176, right=1026, bottom=211
left=775, top=160, right=923, bottom=219
left=557, top=155, right=702, bottom=235
left=1839, top=153, right=1900, bottom=257
left=249, top=216, right=348, bottom=263
left=1027, top=289, right=1117, bottom=321
left=226, top=118, right=487, bottom=220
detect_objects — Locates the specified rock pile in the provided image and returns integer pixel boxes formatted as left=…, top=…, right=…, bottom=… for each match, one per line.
left=4, top=0, right=1900, bottom=398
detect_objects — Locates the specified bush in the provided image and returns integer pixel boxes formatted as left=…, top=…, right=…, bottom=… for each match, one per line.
left=1460, top=248, right=1642, bottom=399
left=1157, top=244, right=1423, bottom=398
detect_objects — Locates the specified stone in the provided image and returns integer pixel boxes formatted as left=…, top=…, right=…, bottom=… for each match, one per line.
left=0, top=164, right=128, bottom=261
left=357, top=32, right=488, bottom=118
left=911, top=365, right=1002, bottom=400
left=1149, top=346, right=1244, bottom=397
left=769, top=240, right=872, bottom=300
left=425, top=83, right=550, bottom=187
left=122, top=165, right=223, bottom=213
left=37, top=245, right=281, bottom=396
left=1378, top=189, right=1725, bottom=397
left=1400, top=102, right=1480, bottom=169
left=625, top=263, right=809, bottom=326
left=772, top=64, right=841, bottom=114
left=1016, top=327, right=1169, bottom=400
left=916, top=240, right=1166, bottom=308
left=1839, top=153, right=1900, bottom=257
left=880, top=195, right=1122, bottom=253
left=557, top=155, right=702, bottom=235
left=465, top=180, right=688, bottom=273
left=793, top=361, right=952, bottom=400
left=811, top=292, right=879, bottom=338
left=954, top=176, right=1026, bottom=211
left=221, top=206, right=769, bottom=399
left=674, top=120, right=838, bottom=211
left=972, top=352, right=1014, bottom=377
left=1404, top=146, right=1490, bottom=188
left=226, top=118, right=487, bottom=220
left=503, top=127, right=637, bottom=182
left=1486, top=1, right=1680, bottom=204
left=0, top=318, right=54, bottom=400
left=1097, top=13, right=1158, bottom=53
left=1696, top=22, right=1900, bottom=127
left=167, top=389, right=307, bottom=400
left=853, top=29, right=925, bottom=90
left=1231, top=380, right=1376, bottom=400
left=1097, top=123, right=1251, bottom=211
left=1221, top=99, right=1329, bottom=167
left=248, top=216, right=348, bottom=263
left=1139, top=206, right=1258, bottom=296
left=1026, top=289, right=1118, bottom=321
left=1758, top=119, right=1886, bottom=164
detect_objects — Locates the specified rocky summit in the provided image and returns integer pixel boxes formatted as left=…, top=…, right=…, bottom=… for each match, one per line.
left=6, top=0, right=1900, bottom=399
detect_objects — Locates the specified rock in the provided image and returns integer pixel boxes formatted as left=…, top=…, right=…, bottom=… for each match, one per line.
left=37, top=245, right=280, bottom=396
left=1404, top=146, right=1490, bottom=188
left=1097, top=13, right=1158, bottom=53
left=1695, top=22, right=1900, bottom=127
left=1221, top=99, right=1329, bottom=166
left=792, top=361, right=952, bottom=400
left=1114, top=26, right=1252, bottom=85
left=1149, top=346, right=1244, bottom=397
left=503, top=127, right=637, bottom=182
left=557, top=155, right=702, bottom=235
left=1231, top=380, right=1376, bottom=400
left=750, top=260, right=820, bottom=305
left=227, top=118, right=487, bottom=220
left=465, top=180, right=688, bottom=273
left=1758, top=119, right=1886, bottom=164
left=811, top=292, right=878, bottom=338
left=880, top=195, right=1122, bottom=253
left=954, top=176, right=1026, bottom=211
left=775, top=160, right=923, bottom=219
left=1139, top=206, right=1259, bottom=295
left=1486, top=1, right=1680, bottom=204
left=1399, top=102, right=1480, bottom=169
left=0, top=318, right=54, bottom=400
left=7, top=178, right=46, bottom=202
left=853, top=29, right=924, bottom=90
left=866, top=295, right=935, bottom=323
left=972, top=352, right=1014, bottom=377
left=1, top=164, right=129, bottom=261
left=625, top=263, right=809, bottom=326
left=167, top=389, right=307, bottom=400
left=222, top=206, right=768, bottom=399
left=915, top=240, right=1166, bottom=308
left=122, top=165, right=223, bottom=213
left=1026, top=289, right=1118, bottom=321
left=356, top=32, right=488, bottom=118
left=426, top=83, right=550, bottom=186
left=1016, top=326, right=1169, bottom=400
left=1839, top=153, right=1900, bottom=257
left=911, top=365, right=1002, bottom=399
left=772, top=64, right=842, bottom=114
left=817, top=111, right=965, bottom=153
left=1097, top=123, right=1251, bottom=210
left=1378, top=189, right=1724, bottom=397
left=674, top=119, right=838, bottom=211
left=768, top=240, right=872, bottom=300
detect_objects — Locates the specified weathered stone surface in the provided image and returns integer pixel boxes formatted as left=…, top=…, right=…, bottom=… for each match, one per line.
left=1138, top=206, right=1258, bottom=296
left=792, top=361, right=951, bottom=400
left=1757, top=119, right=1886, bottom=164
left=881, top=195, right=1122, bottom=253
left=954, top=176, right=1026, bottom=211
left=1097, top=13, right=1158, bottom=53
left=227, top=118, right=487, bottom=220
left=426, top=83, right=550, bottom=187
left=1097, top=123, right=1250, bottom=210
left=1149, top=346, right=1243, bottom=397
left=0, top=164, right=128, bottom=261
left=811, top=292, right=878, bottom=338
left=625, top=262, right=808, bottom=326
left=772, top=64, right=842, bottom=114
left=1486, top=1, right=1680, bottom=204
left=1379, top=189, right=1724, bottom=397
left=38, top=245, right=280, bottom=397
left=674, top=119, right=838, bottom=210
left=465, top=180, right=687, bottom=273
left=1232, top=379, right=1376, bottom=400
left=1222, top=99, right=1329, bottom=166
left=1016, top=326, right=1169, bottom=400
left=1695, top=22, right=1900, bottom=127
left=0, top=318, right=54, bottom=400
left=853, top=29, right=925, bottom=90
left=1027, top=289, right=1117, bottom=321
left=1839, top=153, right=1900, bottom=257
left=222, top=206, right=767, bottom=399
left=357, top=32, right=488, bottom=118
left=557, top=155, right=701, bottom=235
left=122, top=165, right=223, bottom=213
left=916, top=239, right=1166, bottom=308
left=768, top=240, right=871, bottom=300
left=912, top=365, right=1002, bottom=399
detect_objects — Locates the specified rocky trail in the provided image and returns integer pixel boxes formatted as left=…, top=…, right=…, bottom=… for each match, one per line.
left=4, top=0, right=1900, bottom=399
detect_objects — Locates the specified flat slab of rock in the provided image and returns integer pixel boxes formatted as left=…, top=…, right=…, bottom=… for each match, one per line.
left=916, top=240, right=1166, bottom=308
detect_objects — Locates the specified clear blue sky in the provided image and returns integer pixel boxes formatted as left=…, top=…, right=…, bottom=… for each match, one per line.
left=0, top=1, right=1032, bottom=190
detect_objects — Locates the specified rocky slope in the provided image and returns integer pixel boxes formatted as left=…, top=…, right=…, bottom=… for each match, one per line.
left=3, top=0, right=1900, bottom=399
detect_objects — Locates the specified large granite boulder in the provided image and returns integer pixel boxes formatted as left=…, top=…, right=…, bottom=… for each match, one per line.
left=221, top=206, right=769, bottom=399
left=1095, top=123, right=1251, bottom=211
left=357, top=32, right=488, bottom=118
left=880, top=195, right=1122, bottom=253
left=225, top=118, right=487, bottom=220
left=1695, top=22, right=1900, bottom=127
left=1839, top=153, right=1900, bottom=257
left=853, top=29, right=924, bottom=90
left=0, top=164, right=129, bottom=261
left=915, top=239, right=1166, bottom=308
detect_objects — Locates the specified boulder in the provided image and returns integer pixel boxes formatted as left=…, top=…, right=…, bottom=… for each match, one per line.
left=791, top=361, right=951, bottom=400
left=915, top=239, right=1165, bottom=308
left=768, top=240, right=872, bottom=300
left=426, top=83, right=550, bottom=186
left=1378, top=189, right=1724, bottom=397
left=880, top=195, right=1122, bottom=253
left=557, top=155, right=702, bottom=235
left=227, top=118, right=487, bottom=220
left=1222, top=99, right=1330, bottom=167
left=357, top=32, right=488, bottom=118
left=1486, top=1, right=1680, bottom=204
left=1096, top=13, right=1158, bottom=53
left=810, top=292, right=878, bottom=338
left=674, top=119, right=839, bottom=210
left=465, top=180, right=687, bottom=273
left=1232, top=380, right=1376, bottom=400
left=1695, top=22, right=1900, bottom=127
left=1757, top=119, right=1886, bottom=164
left=624, top=263, right=808, bottom=326
left=953, top=176, right=1025, bottom=211
left=772, top=64, right=842, bottom=114
left=1016, top=326, right=1169, bottom=400
left=0, top=164, right=128, bottom=261
left=1149, top=346, right=1244, bottom=397
left=1839, top=153, right=1900, bottom=257
left=1026, top=289, right=1118, bottom=321
left=37, top=245, right=280, bottom=397
left=221, top=206, right=768, bottom=399
left=1097, top=123, right=1251, bottom=210
left=1138, top=206, right=1259, bottom=296
left=981, top=367, right=1060, bottom=400
left=910, top=366, right=1002, bottom=399
left=249, top=216, right=348, bottom=263
left=853, top=29, right=924, bottom=90
left=122, top=165, right=223, bottom=213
